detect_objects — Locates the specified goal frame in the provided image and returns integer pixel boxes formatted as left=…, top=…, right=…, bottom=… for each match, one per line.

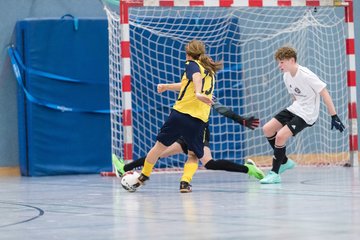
left=116, top=0, right=358, bottom=167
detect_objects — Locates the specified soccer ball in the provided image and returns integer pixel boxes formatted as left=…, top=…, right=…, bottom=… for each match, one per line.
left=121, top=171, right=140, bottom=192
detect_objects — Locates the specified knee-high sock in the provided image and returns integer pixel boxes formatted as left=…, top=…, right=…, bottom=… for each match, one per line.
left=271, top=145, right=286, bottom=174
left=267, top=134, right=288, bottom=164
left=180, top=162, right=198, bottom=183
left=267, top=134, right=277, bottom=149
left=124, top=156, right=146, bottom=172
left=204, top=159, right=248, bottom=173
left=141, top=160, right=155, bottom=177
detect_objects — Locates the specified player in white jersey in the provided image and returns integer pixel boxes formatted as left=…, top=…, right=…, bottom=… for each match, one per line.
left=260, top=46, right=345, bottom=184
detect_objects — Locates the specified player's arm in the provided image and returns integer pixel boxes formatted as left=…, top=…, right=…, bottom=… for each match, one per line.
left=320, top=88, right=345, bottom=132
left=193, top=72, right=213, bottom=106
left=320, top=88, right=336, bottom=116
left=212, top=98, right=259, bottom=130
left=157, top=83, right=182, bottom=93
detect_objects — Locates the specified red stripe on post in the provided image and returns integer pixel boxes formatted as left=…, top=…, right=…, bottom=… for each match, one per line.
left=278, top=0, right=291, bottom=6
left=349, top=135, right=358, bottom=151
left=348, top=102, right=358, bottom=119
left=120, top=0, right=144, bottom=23
left=347, top=71, right=356, bottom=86
left=122, top=75, right=131, bottom=92
left=160, top=0, right=174, bottom=6
left=346, top=39, right=355, bottom=55
left=190, top=0, right=204, bottom=6
left=120, top=1, right=129, bottom=24
left=345, top=1, right=354, bottom=23
left=306, top=0, right=319, bottom=6
left=121, top=41, right=130, bottom=58
left=219, top=0, right=233, bottom=7
left=123, top=143, right=133, bottom=160
left=249, top=0, right=262, bottom=7
left=122, top=109, right=132, bottom=126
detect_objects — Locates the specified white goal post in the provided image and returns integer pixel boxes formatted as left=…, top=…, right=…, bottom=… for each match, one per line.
left=103, top=0, right=358, bottom=171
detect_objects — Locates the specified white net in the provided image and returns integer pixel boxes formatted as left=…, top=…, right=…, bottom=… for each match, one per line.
left=105, top=3, right=349, bottom=169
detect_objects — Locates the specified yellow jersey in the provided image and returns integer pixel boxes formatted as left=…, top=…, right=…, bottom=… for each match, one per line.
left=173, top=60, right=215, bottom=123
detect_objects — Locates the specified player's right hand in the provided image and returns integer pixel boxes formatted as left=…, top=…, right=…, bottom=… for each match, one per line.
left=157, top=84, right=167, bottom=93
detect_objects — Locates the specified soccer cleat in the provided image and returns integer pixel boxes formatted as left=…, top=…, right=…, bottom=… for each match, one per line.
left=112, top=154, right=125, bottom=178
left=179, top=181, right=192, bottom=193
left=260, top=171, right=281, bottom=184
left=245, top=159, right=265, bottom=180
left=132, top=173, right=149, bottom=189
left=279, top=158, right=296, bottom=174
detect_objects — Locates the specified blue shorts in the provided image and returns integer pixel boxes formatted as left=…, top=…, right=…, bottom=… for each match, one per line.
left=176, top=124, right=210, bottom=154
left=157, top=110, right=206, bottom=159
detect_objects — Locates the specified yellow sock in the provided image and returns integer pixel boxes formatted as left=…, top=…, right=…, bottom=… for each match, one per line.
left=141, top=160, right=155, bottom=177
left=180, top=162, right=198, bottom=183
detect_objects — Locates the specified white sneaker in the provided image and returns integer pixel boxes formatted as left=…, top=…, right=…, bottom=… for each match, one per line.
left=259, top=171, right=281, bottom=184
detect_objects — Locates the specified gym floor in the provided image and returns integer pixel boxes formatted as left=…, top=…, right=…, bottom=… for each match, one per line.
left=0, top=167, right=359, bottom=240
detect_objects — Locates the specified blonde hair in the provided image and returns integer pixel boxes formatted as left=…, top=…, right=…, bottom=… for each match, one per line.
left=275, top=46, right=297, bottom=62
left=186, top=40, right=223, bottom=76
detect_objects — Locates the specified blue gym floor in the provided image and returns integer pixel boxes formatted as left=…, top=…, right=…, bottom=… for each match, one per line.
left=0, top=167, right=359, bottom=240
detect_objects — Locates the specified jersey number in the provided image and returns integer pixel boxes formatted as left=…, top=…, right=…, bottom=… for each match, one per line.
left=177, top=73, right=214, bottom=101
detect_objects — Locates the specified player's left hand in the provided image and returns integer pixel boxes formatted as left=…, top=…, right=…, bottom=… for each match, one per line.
left=331, top=114, right=345, bottom=132
left=242, top=116, right=260, bottom=130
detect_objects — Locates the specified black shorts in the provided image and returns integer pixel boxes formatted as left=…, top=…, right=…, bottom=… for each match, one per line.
left=157, top=110, right=206, bottom=159
left=274, top=109, right=312, bottom=136
left=176, top=125, right=210, bottom=155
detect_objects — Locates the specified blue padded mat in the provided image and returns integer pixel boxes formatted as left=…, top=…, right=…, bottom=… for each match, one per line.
left=14, top=17, right=111, bottom=176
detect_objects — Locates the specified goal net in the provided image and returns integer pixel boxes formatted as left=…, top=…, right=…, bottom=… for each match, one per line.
left=104, top=1, right=351, bottom=170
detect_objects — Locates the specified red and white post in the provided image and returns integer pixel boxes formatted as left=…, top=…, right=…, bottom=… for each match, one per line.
left=344, top=0, right=358, bottom=166
left=119, top=0, right=143, bottom=162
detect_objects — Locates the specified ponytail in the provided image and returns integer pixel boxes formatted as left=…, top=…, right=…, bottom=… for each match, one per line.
left=186, top=40, right=223, bottom=76
left=199, top=54, right=223, bottom=76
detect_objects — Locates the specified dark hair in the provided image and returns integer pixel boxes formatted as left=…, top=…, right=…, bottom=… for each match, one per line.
left=186, top=40, right=223, bottom=76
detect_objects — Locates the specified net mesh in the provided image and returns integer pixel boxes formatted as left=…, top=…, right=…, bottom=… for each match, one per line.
left=105, top=3, right=349, bottom=169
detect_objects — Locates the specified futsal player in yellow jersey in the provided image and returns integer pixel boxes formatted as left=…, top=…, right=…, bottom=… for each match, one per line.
left=131, top=40, right=223, bottom=191
left=172, top=59, right=214, bottom=122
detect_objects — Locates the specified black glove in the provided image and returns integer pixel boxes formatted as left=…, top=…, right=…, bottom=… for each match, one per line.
left=240, top=116, right=260, bottom=130
left=331, top=115, right=345, bottom=133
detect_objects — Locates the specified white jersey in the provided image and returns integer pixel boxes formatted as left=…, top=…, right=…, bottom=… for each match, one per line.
left=284, top=65, right=326, bottom=125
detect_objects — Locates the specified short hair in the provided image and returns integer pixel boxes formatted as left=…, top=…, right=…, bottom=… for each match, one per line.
left=274, top=46, right=297, bottom=62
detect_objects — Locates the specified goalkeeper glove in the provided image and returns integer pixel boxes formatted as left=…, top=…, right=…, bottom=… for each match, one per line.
left=331, top=114, right=345, bottom=133
left=237, top=116, right=260, bottom=130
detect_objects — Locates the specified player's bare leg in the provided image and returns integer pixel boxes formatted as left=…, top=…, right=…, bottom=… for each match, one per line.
left=132, top=141, right=168, bottom=188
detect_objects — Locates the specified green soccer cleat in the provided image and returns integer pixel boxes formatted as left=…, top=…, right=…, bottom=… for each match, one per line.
left=260, top=171, right=281, bottom=184
left=112, top=154, right=125, bottom=178
left=245, top=159, right=265, bottom=180
left=279, top=158, right=296, bottom=174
